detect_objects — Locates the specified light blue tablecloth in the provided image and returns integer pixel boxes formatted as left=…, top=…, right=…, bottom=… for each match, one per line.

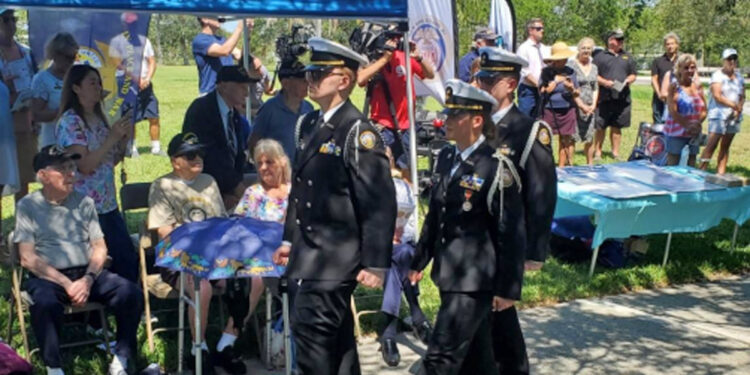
left=555, top=165, right=750, bottom=248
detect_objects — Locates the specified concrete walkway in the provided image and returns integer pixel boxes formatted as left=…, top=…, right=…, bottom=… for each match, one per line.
left=237, top=276, right=750, bottom=375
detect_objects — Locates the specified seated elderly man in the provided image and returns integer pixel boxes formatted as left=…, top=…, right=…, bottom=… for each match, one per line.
left=14, top=145, right=143, bottom=375
left=148, top=132, right=245, bottom=374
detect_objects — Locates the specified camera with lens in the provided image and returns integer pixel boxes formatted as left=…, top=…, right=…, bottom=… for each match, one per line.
left=349, top=22, right=407, bottom=60
left=275, top=24, right=315, bottom=62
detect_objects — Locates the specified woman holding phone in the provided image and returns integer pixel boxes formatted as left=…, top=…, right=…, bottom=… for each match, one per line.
left=56, top=64, right=139, bottom=282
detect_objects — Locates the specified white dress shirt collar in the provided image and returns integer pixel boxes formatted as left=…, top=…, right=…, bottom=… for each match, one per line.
left=322, top=100, right=347, bottom=123
left=492, top=103, right=515, bottom=124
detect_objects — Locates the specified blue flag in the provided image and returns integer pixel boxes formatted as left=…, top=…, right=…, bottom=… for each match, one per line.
left=28, top=10, right=151, bottom=122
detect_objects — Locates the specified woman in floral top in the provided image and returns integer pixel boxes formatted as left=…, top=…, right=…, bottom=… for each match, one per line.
left=234, top=139, right=291, bottom=319
left=56, top=64, right=138, bottom=282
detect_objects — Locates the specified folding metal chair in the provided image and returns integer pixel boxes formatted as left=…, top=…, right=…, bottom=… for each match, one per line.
left=5, top=232, right=113, bottom=361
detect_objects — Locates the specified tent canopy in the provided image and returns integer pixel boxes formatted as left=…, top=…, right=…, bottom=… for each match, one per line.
left=1, top=0, right=408, bottom=20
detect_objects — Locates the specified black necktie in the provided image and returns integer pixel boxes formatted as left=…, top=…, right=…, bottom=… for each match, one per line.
left=226, top=109, right=238, bottom=154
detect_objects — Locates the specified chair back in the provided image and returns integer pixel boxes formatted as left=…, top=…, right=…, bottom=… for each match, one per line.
left=120, top=182, right=152, bottom=212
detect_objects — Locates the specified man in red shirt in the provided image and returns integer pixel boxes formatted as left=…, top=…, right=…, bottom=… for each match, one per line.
left=358, top=34, right=434, bottom=167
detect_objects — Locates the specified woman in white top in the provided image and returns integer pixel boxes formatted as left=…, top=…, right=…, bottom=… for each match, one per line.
left=31, top=32, right=79, bottom=148
left=700, top=48, right=745, bottom=174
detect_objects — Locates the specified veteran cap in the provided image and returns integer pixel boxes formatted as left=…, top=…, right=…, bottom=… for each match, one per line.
left=306, top=37, right=369, bottom=72
left=168, top=132, right=205, bottom=157
left=474, top=27, right=498, bottom=41
left=442, top=79, right=498, bottom=116
left=475, top=46, right=529, bottom=78
left=217, top=65, right=252, bottom=84
left=33, top=145, right=81, bottom=172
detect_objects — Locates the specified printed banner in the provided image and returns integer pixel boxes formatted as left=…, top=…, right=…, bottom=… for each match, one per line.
left=489, top=0, right=515, bottom=51
left=28, top=10, right=151, bottom=122
left=409, top=0, right=455, bottom=103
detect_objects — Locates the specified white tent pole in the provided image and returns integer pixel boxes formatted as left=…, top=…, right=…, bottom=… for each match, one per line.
left=242, top=19, right=252, bottom=123
left=405, top=36, right=419, bottom=240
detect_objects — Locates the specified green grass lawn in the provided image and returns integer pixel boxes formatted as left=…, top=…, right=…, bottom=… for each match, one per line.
left=1, top=65, right=749, bottom=373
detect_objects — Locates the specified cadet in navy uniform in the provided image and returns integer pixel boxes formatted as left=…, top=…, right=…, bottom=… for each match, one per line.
left=475, top=46, right=558, bottom=374
left=410, top=79, right=526, bottom=375
left=272, top=37, right=397, bottom=375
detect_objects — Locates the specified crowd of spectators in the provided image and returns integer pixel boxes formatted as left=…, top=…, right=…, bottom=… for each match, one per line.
left=0, top=8, right=747, bottom=374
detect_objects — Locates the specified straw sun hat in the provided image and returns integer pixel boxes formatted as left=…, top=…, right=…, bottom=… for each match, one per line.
left=544, top=41, right=575, bottom=62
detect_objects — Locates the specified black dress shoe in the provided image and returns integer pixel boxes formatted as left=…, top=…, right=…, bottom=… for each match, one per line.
left=412, top=320, right=433, bottom=345
left=187, top=349, right=215, bottom=375
left=215, top=345, right=247, bottom=374
left=380, top=337, right=401, bottom=367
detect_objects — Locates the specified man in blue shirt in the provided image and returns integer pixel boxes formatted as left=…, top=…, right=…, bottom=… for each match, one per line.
left=458, top=27, right=498, bottom=83
left=248, top=59, right=313, bottom=160
left=192, top=17, right=252, bottom=95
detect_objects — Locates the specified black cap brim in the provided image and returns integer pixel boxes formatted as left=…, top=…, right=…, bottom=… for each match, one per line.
left=33, top=153, right=81, bottom=172
left=171, top=143, right=205, bottom=157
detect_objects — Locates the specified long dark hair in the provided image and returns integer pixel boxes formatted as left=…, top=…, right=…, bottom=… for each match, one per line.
left=58, top=64, right=108, bottom=129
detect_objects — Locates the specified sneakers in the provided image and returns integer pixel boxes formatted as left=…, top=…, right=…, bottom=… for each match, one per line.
left=150, top=146, right=166, bottom=156
left=214, top=345, right=247, bottom=374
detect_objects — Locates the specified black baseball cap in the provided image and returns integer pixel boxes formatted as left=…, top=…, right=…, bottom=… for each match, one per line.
left=33, top=145, right=81, bottom=172
left=216, top=65, right=252, bottom=84
left=168, top=132, right=205, bottom=157
left=278, top=59, right=306, bottom=79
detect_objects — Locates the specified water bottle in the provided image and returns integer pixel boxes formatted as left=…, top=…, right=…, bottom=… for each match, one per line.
left=679, top=144, right=689, bottom=166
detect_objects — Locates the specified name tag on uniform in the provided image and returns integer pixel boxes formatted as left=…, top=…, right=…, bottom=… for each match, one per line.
left=318, top=140, right=342, bottom=156
left=459, top=174, right=484, bottom=191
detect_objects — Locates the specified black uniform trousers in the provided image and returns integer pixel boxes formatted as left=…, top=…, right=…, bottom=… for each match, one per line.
left=420, top=291, right=498, bottom=375
left=24, top=270, right=143, bottom=368
left=492, top=306, right=529, bottom=374
left=292, top=279, right=360, bottom=375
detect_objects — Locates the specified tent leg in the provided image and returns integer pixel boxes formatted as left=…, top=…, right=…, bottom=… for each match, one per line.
left=731, top=223, right=739, bottom=252
left=193, top=277, right=202, bottom=375
left=588, top=246, right=601, bottom=277
left=404, top=29, right=420, bottom=241
left=178, top=272, right=184, bottom=374
left=662, top=232, right=673, bottom=268
left=283, top=290, right=292, bottom=375
left=266, top=287, right=272, bottom=366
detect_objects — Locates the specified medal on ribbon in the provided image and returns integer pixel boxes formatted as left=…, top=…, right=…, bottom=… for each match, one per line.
left=463, top=190, right=473, bottom=211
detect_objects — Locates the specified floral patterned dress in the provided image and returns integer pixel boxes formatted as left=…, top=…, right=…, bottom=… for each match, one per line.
left=234, top=183, right=290, bottom=223
left=56, top=109, right=119, bottom=214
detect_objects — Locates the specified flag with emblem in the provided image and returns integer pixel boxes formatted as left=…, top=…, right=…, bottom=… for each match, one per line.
left=28, top=9, right=151, bottom=123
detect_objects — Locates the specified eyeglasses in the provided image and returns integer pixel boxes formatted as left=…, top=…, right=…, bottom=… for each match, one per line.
left=50, top=162, right=77, bottom=174
left=305, top=69, right=345, bottom=83
left=727, top=56, right=739, bottom=62
left=1, top=15, right=17, bottom=24
left=531, top=26, right=544, bottom=31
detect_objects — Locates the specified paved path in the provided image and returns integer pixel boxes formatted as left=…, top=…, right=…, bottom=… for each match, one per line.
left=234, top=276, right=750, bottom=375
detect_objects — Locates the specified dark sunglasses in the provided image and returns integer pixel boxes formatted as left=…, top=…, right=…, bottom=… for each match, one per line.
left=181, top=151, right=205, bottom=161
left=531, top=26, right=544, bottom=31
left=305, top=68, right=345, bottom=83
left=1, top=15, right=17, bottom=24
left=727, top=56, right=739, bottom=62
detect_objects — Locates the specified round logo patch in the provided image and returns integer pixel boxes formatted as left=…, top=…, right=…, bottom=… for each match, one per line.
left=359, top=131, right=377, bottom=149
left=538, top=127, right=551, bottom=146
